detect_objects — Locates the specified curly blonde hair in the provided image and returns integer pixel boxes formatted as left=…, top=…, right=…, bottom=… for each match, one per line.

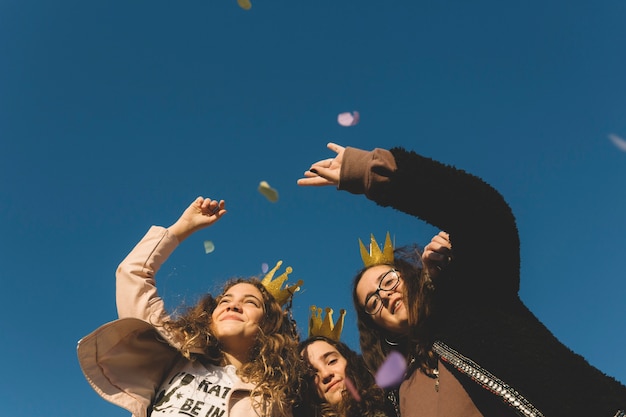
left=162, top=278, right=302, bottom=417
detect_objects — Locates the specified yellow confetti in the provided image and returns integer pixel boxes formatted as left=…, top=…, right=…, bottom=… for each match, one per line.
left=258, top=181, right=279, bottom=203
left=237, top=0, right=252, bottom=10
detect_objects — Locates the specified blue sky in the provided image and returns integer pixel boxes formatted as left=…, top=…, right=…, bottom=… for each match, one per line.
left=2, top=1, right=626, bottom=416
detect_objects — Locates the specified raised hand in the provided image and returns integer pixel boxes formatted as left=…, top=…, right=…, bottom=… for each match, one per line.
left=422, top=231, right=452, bottom=279
left=167, top=196, right=227, bottom=242
left=297, top=142, right=345, bottom=187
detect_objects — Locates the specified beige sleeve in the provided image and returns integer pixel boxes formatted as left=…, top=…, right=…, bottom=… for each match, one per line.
left=115, top=226, right=179, bottom=325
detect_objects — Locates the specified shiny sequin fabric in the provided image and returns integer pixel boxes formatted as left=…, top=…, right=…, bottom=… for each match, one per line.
left=433, top=341, right=544, bottom=417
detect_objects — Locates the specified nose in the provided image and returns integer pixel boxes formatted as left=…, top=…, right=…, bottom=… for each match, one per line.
left=226, top=301, right=242, bottom=312
left=320, top=368, right=334, bottom=385
left=317, top=365, right=335, bottom=384
left=379, top=288, right=395, bottom=304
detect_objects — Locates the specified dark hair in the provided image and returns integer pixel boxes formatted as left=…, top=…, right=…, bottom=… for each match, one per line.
left=296, top=336, right=390, bottom=417
left=351, top=245, right=437, bottom=376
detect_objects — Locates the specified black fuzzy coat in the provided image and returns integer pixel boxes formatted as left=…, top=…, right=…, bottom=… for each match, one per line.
left=340, top=146, right=626, bottom=417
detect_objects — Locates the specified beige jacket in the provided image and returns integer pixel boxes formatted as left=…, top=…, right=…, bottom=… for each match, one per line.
left=77, top=226, right=279, bottom=417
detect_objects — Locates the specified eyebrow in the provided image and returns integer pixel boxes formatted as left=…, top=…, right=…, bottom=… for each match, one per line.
left=316, top=350, right=339, bottom=363
left=221, top=293, right=263, bottom=303
left=377, top=269, right=391, bottom=283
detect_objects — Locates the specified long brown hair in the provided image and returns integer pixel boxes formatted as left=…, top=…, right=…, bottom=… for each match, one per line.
left=162, top=278, right=301, bottom=417
left=351, top=245, right=437, bottom=376
left=297, top=336, right=390, bottom=417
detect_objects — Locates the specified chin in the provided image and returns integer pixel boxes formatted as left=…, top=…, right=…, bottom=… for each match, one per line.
left=326, top=393, right=343, bottom=405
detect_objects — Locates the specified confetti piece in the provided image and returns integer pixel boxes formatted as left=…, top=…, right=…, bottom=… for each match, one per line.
left=608, top=133, right=626, bottom=152
left=344, top=376, right=361, bottom=401
left=258, top=181, right=279, bottom=203
left=237, top=0, right=252, bottom=10
left=203, top=240, right=215, bottom=254
left=337, top=111, right=360, bottom=127
left=261, top=263, right=269, bottom=274
left=375, top=351, right=407, bottom=388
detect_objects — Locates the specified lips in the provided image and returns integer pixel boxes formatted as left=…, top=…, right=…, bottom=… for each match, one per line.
left=326, top=379, right=343, bottom=393
left=220, top=314, right=244, bottom=321
left=389, top=297, right=404, bottom=314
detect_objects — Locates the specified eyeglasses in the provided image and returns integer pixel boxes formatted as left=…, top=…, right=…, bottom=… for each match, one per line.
left=363, top=269, right=400, bottom=315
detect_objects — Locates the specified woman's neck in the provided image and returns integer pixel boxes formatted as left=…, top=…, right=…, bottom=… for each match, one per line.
left=221, top=350, right=250, bottom=370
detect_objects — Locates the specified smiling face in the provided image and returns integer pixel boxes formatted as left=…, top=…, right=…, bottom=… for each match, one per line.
left=210, top=283, right=265, bottom=346
left=355, top=265, right=410, bottom=334
left=304, top=340, right=348, bottom=405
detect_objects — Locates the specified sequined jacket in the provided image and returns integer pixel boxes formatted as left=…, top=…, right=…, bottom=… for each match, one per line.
left=339, top=146, right=626, bottom=417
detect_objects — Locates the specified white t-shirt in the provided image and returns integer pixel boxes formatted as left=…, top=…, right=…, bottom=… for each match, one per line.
left=151, top=360, right=240, bottom=417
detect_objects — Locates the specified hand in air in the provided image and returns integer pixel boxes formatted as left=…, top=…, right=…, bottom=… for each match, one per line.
left=168, top=197, right=227, bottom=242
left=422, top=231, right=452, bottom=279
left=297, top=142, right=345, bottom=187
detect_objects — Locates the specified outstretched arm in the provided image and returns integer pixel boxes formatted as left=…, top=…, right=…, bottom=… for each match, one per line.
left=116, top=196, right=227, bottom=322
left=297, top=142, right=520, bottom=298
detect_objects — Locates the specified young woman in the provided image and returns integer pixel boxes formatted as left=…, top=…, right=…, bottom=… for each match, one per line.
left=78, top=196, right=302, bottom=417
left=296, top=335, right=396, bottom=417
left=298, top=143, right=626, bottom=417
left=295, top=233, right=451, bottom=417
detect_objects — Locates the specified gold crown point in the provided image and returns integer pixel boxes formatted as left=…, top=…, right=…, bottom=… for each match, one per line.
left=308, top=305, right=346, bottom=341
left=359, top=232, right=394, bottom=268
left=261, top=261, right=302, bottom=306
left=308, top=306, right=322, bottom=338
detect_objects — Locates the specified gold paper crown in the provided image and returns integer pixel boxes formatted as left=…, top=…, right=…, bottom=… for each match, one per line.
left=261, top=260, right=303, bottom=306
left=308, top=305, right=346, bottom=341
left=359, top=232, right=395, bottom=268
